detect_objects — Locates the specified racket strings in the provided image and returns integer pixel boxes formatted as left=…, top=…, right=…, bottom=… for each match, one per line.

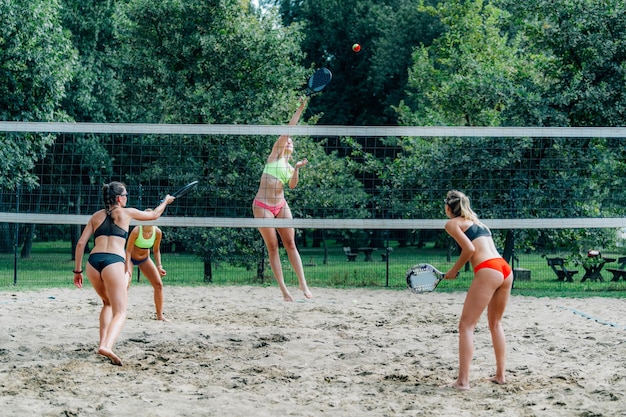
left=308, top=69, right=332, bottom=93
left=313, top=72, right=330, bottom=86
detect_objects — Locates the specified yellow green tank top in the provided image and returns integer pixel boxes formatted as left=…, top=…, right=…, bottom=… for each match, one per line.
left=134, top=226, right=156, bottom=249
left=262, top=158, right=293, bottom=185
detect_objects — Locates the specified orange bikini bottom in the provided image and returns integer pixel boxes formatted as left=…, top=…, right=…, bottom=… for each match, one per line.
left=473, top=258, right=512, bottom=279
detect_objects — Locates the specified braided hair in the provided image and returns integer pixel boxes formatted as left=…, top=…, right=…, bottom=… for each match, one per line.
left=444, top=190, right=483, bottom=225
left=102, top=181, right=126, bottom=209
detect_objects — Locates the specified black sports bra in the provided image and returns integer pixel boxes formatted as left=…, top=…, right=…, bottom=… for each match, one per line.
left=94, top=212, right=128, bottom=239
left=463, top=223, right=491, bottom=241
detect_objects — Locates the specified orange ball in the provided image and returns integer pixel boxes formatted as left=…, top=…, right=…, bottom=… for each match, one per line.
left=352, top=43, right=361, bottom=53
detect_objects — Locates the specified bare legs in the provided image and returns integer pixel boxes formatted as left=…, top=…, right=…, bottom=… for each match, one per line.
left=138, top=260, right=167, bottom=321
left=277, top=226, right=313, bottom=299
left=254, top=203, right=312, bottom=301
left=87, top=262, right=128, bottom=365
left=487, top=277, right=512, bottom=385
left=259, top=226, right=293, bottom=301
left=257, top=226, right=312, bottom=301
left=448, top=268, right=512, bottom=390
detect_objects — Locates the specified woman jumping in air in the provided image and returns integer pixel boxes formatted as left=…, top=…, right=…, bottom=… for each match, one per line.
left=252, top=97, right=313, bottom=302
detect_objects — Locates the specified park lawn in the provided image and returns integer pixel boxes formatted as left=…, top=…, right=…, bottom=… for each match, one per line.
left=1, top=240, right=626, bottom=298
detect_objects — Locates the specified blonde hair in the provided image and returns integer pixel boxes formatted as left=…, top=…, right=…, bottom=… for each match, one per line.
left=445, top=190, right=483, bottom=225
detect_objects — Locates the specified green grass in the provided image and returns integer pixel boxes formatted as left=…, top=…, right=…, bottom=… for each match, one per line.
left=2, top=240, right=626, bottom=298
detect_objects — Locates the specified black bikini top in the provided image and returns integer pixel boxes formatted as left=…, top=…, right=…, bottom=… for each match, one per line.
left=463, top=223, right=491, bottom=241
left=94, top=211, right=128, bottom=239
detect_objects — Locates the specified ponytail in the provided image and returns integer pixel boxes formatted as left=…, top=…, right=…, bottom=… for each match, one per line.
left=445, top=190, right=482, bottom=224
left=102, top=181, right=126, bottom=208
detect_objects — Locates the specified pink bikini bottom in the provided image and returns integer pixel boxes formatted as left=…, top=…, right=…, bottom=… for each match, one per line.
left=253, top=199, right=286, bottom=217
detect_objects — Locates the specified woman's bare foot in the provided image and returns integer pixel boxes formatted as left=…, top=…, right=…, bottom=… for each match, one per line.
left=442, top=380, right=470, bottom=391
left=489, top=376, right=506, bottom=385
left=156, top=315, right=170, bottom=322
left=98, top=347, right=122, bottom=366
left=281, top=290, right=294, bottom=302
left=300, top=286, right=313, bottom=299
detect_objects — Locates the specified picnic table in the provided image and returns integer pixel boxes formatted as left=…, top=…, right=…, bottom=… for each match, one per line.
left=580, top=252, right=615, bottom=282
left=546, top=257, right=578, bottom=282
left=357, top=247, right=378, bottom=262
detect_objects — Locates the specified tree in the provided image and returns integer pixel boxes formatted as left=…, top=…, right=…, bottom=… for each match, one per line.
left=498, top=0, right=626, bottom=127
left=109, top=0, right=363, bottom=278
left=496, top=0, right=626, bottom=249
left=59, top=0, right=123, bottom=122
left=397, top=0, right=547, bottom=127
left=114, top=0, right=308, bottom=124
left=0, top=0, right=76, bottom=189
left=0, top=0, right=76, bottom=253
left=393, top=0, right=626, bottom=253
left=275, top=0, right=443, bottom=125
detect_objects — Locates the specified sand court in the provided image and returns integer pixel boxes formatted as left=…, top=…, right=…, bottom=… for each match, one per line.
left=1, top=285, right=626, bottom=416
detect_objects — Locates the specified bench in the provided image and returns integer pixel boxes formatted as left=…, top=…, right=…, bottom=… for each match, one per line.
left=357, top=247, right=377, bottom=262
left=606, top=256, right=626, bottom=282
left=343, top=247, right=358, bottom=262
left=547, top=257, right=578, bottom=282
left=513, top=268, right=531, bottom=281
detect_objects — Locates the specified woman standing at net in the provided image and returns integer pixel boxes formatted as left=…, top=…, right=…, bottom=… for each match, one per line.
left=74, top=181, right=174, bottom=365
left=442, top=190, right=513, bottom=390
left=125, top=216, right=169, bottom=321
left=252, top=97, right=313, bottom=302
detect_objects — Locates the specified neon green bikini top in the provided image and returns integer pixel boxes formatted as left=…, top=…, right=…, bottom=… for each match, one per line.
left=262, top=158, right=293, bottom=185
left=134, top=226, right=156, bottom=249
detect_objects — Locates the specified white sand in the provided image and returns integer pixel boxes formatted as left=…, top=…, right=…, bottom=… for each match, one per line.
left=1, top=285, right=626, bottom=416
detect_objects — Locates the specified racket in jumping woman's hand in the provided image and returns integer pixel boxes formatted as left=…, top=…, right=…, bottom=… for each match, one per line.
left=305, top=68, right=332, bottom=96
left=406, top=263, right=457, bottom=294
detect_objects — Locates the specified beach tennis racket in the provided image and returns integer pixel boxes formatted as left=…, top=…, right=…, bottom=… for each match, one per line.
left=172, top=180, right=198, bottom=198
left=161, top=181, right=198, bottom=202
left=305, top=68, right=332, bottom=96
left=406, top=263, right=454, bottom=294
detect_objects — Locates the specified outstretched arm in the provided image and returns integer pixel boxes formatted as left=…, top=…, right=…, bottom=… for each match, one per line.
left=287, top=96, right=308, bottom=125
left=127, top=196, right=175, bottom=221
left=271, top=97, right=309, bottom=157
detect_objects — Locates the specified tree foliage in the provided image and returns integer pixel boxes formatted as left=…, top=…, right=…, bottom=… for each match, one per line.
left=59, top=0, right=122, bottom=122
left=3, top=0, right=626, bottom=259
left=391, top=0, right=626, bottom=251
left=275, top=0, right=443, bottom=125
left=114, top=0, right=307, bottom=124
left=498, top=0, right=626, bottom=127
left=397, top=0, right=548, bottom=127
left=107, top=0, right=364, bottom=272
left=0, top=0, right=76, bottom=190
